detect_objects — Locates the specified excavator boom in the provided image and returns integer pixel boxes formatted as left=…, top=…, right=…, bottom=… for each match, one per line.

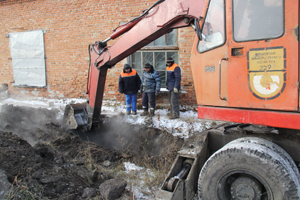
left=63, top=0, right=206, bottom=130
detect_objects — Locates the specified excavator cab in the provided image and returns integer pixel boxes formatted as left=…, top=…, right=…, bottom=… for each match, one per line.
left=191, top=0, right=299, bottom=129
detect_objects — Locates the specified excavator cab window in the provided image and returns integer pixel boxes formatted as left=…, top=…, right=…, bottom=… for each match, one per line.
left=233, top=0, right=284, bottom=41
left=197, top=0, right=225, bottom=53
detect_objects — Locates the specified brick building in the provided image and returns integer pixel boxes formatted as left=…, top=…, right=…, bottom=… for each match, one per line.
left=0, top=0, right=197, bottom=106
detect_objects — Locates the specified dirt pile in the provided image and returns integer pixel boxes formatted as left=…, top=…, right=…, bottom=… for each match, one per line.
left=0, top=128, right=124, bottom=199
left=0, top=104, right=183, bottom=199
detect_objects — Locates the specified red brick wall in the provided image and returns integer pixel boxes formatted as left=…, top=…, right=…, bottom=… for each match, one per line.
left=0, top=0, right=197, bottom=105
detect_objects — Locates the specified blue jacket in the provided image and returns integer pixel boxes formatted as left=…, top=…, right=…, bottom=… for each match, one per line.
left=142, top=69, right=161, bottom=93
left=167, top=63, right=181, bottom=91
left=119, top=68, right=141, bottom=95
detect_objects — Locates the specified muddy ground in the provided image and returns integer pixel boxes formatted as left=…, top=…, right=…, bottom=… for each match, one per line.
left=0, top=104, right=184, bottom=199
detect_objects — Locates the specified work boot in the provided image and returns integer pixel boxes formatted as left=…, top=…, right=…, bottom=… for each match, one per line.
left=167, top=108, right=172, bottom=116
left=149, top=108, right=155, bottom=117
left=126, top=111, right=131, bottom=115
left=132, top=111, right=137, bottom=115
left=140, top=108, right=149, bottom=116
left=169, top=113, right=179, bottom=119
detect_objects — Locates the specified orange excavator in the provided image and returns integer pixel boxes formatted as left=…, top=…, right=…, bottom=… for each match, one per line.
left=64, top=0, right=300, bottom=199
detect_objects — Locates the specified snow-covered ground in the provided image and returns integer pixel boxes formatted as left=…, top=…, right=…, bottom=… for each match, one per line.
left=0, top=97, right=219, bottom=138
left=0, top=96, right=221, bottom=199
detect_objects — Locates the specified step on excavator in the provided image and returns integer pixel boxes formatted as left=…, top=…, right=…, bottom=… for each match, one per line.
left=64, top=0, right=300, bottom=199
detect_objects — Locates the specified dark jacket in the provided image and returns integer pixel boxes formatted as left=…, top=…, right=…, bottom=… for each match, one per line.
left=119, top=68, right=141, bottom=95
left=167, top=63, right=181, bottom=91
left=142, top=66, right=161, bottom=93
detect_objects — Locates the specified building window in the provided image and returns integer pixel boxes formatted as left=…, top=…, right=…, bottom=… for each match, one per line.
left=129, top=30, right=178, bottom=88
left=9, top=30, right=46, bottom=87
left=146, top=29, right=178, bottom=47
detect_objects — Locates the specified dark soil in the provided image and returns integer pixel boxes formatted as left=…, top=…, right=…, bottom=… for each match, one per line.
left=0, top=104, right=183, bottom=199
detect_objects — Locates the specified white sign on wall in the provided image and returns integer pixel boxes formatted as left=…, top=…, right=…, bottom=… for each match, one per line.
left=9, top=30, right=46, bottom=87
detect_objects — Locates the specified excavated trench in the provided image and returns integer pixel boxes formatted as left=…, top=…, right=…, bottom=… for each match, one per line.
left=0, top=104, right=183, bottom=199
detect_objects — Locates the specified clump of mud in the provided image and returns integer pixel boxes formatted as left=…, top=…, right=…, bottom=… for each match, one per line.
left=0, top=104, right=183, bottom=199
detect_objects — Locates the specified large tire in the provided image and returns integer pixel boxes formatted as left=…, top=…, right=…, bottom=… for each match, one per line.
left=229, top=137, right=300, bottom=184
left=198, top=138, right=300, bottom=200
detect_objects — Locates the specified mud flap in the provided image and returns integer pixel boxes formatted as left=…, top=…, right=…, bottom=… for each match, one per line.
left=63, top=103, right=91, bottom=130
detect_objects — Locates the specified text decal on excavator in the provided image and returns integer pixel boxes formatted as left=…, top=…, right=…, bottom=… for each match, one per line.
left=247, top=46, right=286, bottom=100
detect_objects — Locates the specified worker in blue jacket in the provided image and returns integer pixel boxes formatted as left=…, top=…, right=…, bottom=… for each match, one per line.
left=140, top=63, right=161, bottom=117
left=119, top=64, right=141, bottom=115
left=166, top=57, right=181, bottom=119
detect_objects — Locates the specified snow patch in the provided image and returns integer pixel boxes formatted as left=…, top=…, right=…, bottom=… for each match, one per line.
left=124, top=162, right=143, bottom=172
left=123, top=162, right=158, bottom=199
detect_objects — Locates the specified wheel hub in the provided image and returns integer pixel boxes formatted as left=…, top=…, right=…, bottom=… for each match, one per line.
left=230, top=176, right=262, bottom=200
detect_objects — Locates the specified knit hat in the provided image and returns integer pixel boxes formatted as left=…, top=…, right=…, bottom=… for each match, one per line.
left=166, top=57, right=174, bottom=63
left=124, top=64, right=131, bottom=69
left=144, top=63, right=152, bottom=68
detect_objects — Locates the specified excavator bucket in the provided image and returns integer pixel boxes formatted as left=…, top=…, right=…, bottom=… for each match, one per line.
left=63, top=103, right=91, bottom=130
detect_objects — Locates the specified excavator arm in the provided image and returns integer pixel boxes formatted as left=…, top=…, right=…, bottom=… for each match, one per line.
left=63, top=0, right=206, bottom=130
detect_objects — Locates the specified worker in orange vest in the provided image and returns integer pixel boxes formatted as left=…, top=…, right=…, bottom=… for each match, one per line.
left=166, top=57, right=181, bottom=119
left=119, top=64, right=141, bottom=115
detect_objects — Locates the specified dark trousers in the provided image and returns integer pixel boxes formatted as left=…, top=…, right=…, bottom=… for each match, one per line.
left=142, top=92, right=156, bottom=109
left=169, top=91, right=179, bottom=116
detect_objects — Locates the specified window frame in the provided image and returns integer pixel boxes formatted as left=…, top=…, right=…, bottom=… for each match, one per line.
left=129, top=50, right=179, bottom=88
left=129, top=30, right=179, bottom=89
left=8, top=30, right=47, bottom=88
